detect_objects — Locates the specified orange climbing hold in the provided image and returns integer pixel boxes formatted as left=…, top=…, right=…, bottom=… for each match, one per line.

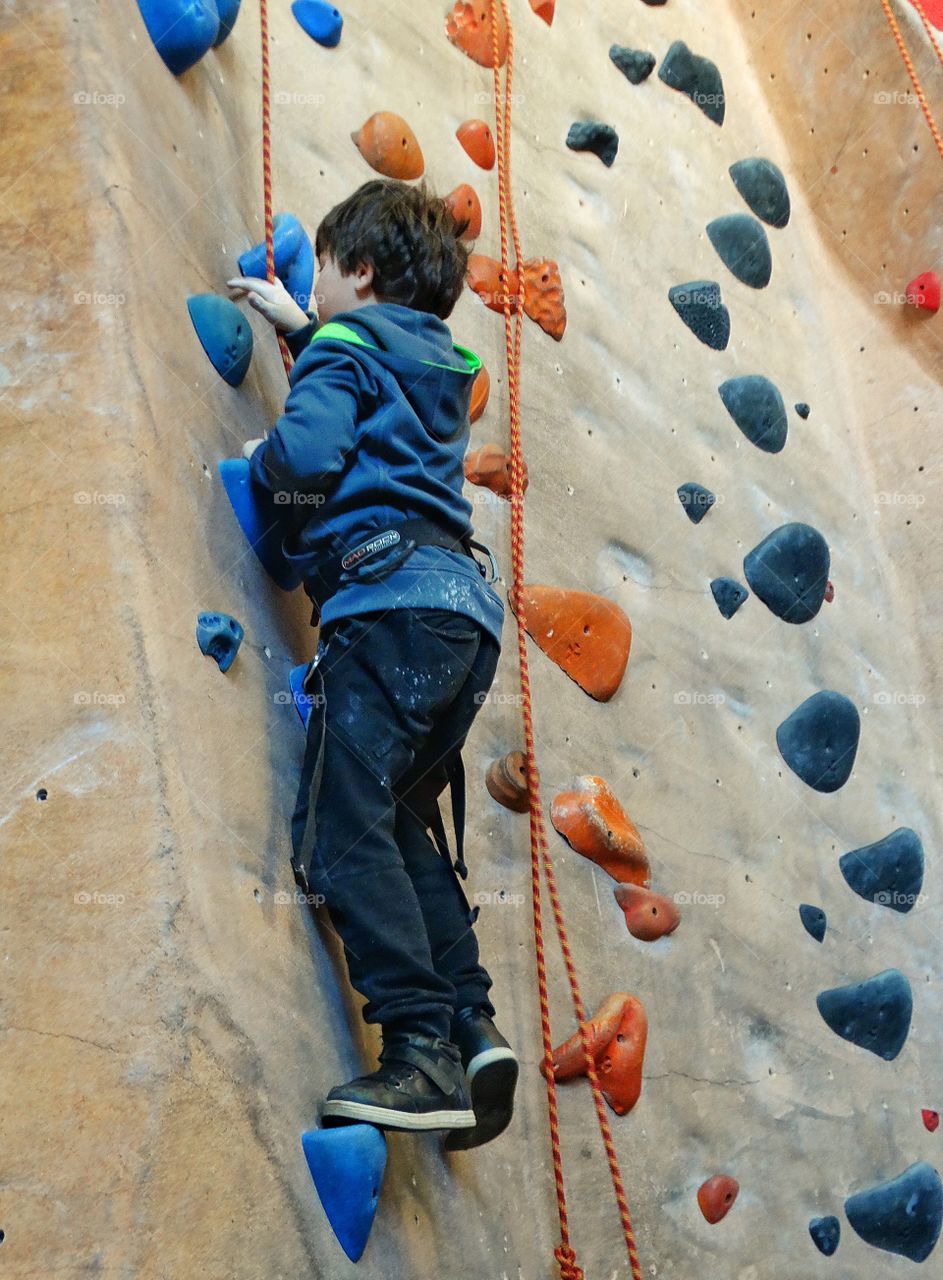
left=469, top=365, right=490, bottom=422
left=485, top=750, right=534, bottom=813
left=551, top=777, right=650, bottom=884
left=515, top=586, right=632, bottom=700
left=444, top=183, right=482, bottom=240
left=528, top=0, right=555, bottom=24
left=614, top=884, right=680, bottom=941
left=467, top=254, right=522, bottom=313
left=522, top=258, right=567, bottom=340
left=456, top=118, right=496, bottom=169
left=350, top=112, right=424, bottom=179
left=906, top=270, right=941, bottom=313
left=465, top=442, right=529, bottom=499
left=446, top=0, right=508, bottom=67
left=546, top=993, right=648, bottom=1116
left=697, top=1176, right=740, bottom=1224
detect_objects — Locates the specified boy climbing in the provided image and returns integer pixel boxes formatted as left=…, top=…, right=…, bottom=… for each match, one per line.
left=228, top=180, right=518, bottom=1148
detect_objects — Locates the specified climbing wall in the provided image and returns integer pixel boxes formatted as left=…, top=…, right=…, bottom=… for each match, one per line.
left=3, top=0, right=942, bottom=1276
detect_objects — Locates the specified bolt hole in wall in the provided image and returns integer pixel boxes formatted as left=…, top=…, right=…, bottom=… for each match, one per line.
left=36, top=788, right=47, bottom=801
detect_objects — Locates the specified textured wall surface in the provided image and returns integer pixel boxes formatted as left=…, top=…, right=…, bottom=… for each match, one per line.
left=2, top=1, right=941, bottom=1277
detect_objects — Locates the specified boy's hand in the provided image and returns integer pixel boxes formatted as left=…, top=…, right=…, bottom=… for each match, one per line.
left=227, top=275, right=312, bottom=332
left=242, top=437, right=266, bottom=460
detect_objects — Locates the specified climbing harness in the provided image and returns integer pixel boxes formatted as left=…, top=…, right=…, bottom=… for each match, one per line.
left=880, top=0, right=943, bottom=161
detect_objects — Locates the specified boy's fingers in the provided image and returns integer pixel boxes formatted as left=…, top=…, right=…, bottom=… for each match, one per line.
left=226, top=276, right=273, bottom=294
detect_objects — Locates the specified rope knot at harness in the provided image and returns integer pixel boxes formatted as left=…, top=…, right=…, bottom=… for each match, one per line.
left=554, top=1244, right=585, bottom=1280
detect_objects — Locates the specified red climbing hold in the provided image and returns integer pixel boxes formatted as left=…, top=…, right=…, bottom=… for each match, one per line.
left=350, top=112, right=424, bottom=179
left=446, top=0, right=508, bottom=67
left=528, top=0, right=555, bottom=24
left=909, top=0, right=943, bottom=30
left=465, top=443, right=528, bottom=499
left=444, top=183, right=482, bottom=240
left=469, top=365, right=490, bottom=423
left=698, top=1175, right=740, bottom=1224
left=545, top=993, right=648, bottom=1116
left=906, top=271, right=941, bottom=314
left=923, top=1109, right=940, bottom=1133
left=522, top=258, right=567, bottom=340
left=467, top=255, right=521, bottom=313
left=514, top=586, right=632, bottom=700
left=824, top=580, right=835, bottom=603
left=551, top=776, right=650, bottom=885
left=485, top=750, right=533, bottom=813
left=456, top=118, right=496, bottom=170
left=614, top=883, right=681, bottom=941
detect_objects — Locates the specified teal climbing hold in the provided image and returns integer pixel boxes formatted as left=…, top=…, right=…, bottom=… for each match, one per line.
left=809, top=1215, right=840, bottom=1256
left=301, top=1124, right=388, bottom=1262
left=719, top=375, right=788, bottom=453
left=136, top=0, right=220, bottom=75
left=816, top=969, right=912, bottom=1061
left=799, top=903, right=827, bottom=942
left=845, top=1162, right=942, bottom=1263
left=839, top=827, right=924, bottom=914
left=706, top=214, right=772, bottom=289
left=218, top=458, right=301, bottom=591
left=187, top=295, right=253, bottom=387
left=710, top=577, right=748, bottom=618
left=292, top=0, right=343, bottom=47
left=196, top=611, right=244, bottom=673
left=729, top=157, right=791, bottom=228
left=776, top=690, right=860, bottom=792
left=238, top=213, right=315, bottom=313
left=669, top=281, right=730, bottom=350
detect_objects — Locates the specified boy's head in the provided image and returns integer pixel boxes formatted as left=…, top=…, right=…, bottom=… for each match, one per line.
left=314, top=180, right=469, bottom=322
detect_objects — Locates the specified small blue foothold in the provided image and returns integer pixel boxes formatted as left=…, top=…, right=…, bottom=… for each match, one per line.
left=292, top=0, right=344, bottom=48
left=799, top=903, right=827, bottom=942
left=238, top=213, right=315, bottom=313
left=136, top=0, right=220, bottom=75
left=677, top=482, right=715, bottom=525
left=289, top=663, right=312, bottom=727
left=187, top=294, right=253, bottom=387
left=214, top=0, right=242, bottom=45
left=301, top=1125, right=387, bottom=1262
left=196, top=611, right=244, bottom=673
left=218, top=458, right=301, bottom=591
left=710, top=577, right=748, bottom=619
left=845, top=1162, right=942, bottom=1263
left=809, top=1215, right=840, bottom=1256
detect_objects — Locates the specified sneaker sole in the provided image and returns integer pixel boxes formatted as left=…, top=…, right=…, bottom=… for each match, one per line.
left=321, top=1100, right=477, bottom=1132
left=444, top=1048, right=518, bottom=1151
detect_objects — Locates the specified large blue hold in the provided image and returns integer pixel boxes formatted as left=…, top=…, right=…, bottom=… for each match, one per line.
left=187, top=294, right=253, bottom=387
left=302, top=1125, right=388, bottom=1262
left=776, top=690, right=859, bottom=792
left=214, top=0, right=241, bottom=45
left=809, top=1215, right=840, bottom=1256
left=840, top=827, right=924, bottom=914
left=816, top=968, right=912, bottom=1061
left=845, top=1162, right=943, bottom=1263
left=743, top=522, right=830, bottom=623
left=196, top=611, right=244, bottom=673
left=218, top=458, right=301, bottom=591
left=136, top=0, right=220, bottom=75
left=711, top=577, right=748, bottom=619
left=292, top=0, right=343, bottom=47
left=238, top=213, right=315, bottom=314
left=719, top=375, right=788, bottom=453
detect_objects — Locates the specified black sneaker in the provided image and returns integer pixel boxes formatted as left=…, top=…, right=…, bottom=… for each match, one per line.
left=444, top=1008, right=518, bottom=1150
left=321, top=1035, right=476, bottom=1133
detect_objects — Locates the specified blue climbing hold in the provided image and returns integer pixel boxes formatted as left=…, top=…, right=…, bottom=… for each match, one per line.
left=710, top=577, right=748, bottom=619
left=706, top=214, right=772, bottom=289
left=218, top=458, right=301, bottom=591
left=809, top=1215, right=840, bottom=1256
left=677, top=482, right=716, bottom=524
left=196, top=612, right=244, bottom=673
left=840, top=827, right=924, bottom=914
left=292, top=0, right=344, bottom=47
left=214, top=0, right=241, bottom=45
left=795, top=402, right=811, bottom=419
left=729, top=157, right=791, bottom=229
left=136, top=0, right=220, bottom=75
left=301, top=1124, right=388, bottom=1262
left=816, top=968, right=913, bottom=1061
left=719, top=375, right=788, bottom=453
left=845, top=1162, right=942, bottom=1263
left=187, top=295, right=253, bottom=387
left=743, top=522, right=830, bottom=623
left=669, top=281, right=730, bottom=350
left=238, top=213, right=315, bottom=313
left=289, top=662, right=312, bottom=728
left=799, top=903, right=827, bottom=942
left=776, top=690, right=860, bottom=793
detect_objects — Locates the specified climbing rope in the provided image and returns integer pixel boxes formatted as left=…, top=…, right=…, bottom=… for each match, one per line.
left=880, top=0, right=943, bottom=161
left=259, top=0, right=295, bottom=378
left=487, top=4, right=644, bottom=1278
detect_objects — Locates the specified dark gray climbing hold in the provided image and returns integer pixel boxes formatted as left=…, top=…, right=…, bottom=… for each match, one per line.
left=809, top=1215, right=840, bottom=1256
left=729, top=157, right=791, bottom=228
left=196, top=612, right=244, bottom=673
left=743, top=522, right=830, bottom=623
left=816, top=969, right=912, bottom=1061
left=711, top=577, right=748, bottom=619
left=719, top=375, right=788, bottom=453
left=669, top=281, right=730, bottom=350
left=658, top=41, right=725, bottom=125
left=799, top=904, right=827, bottom=942
left=845, top=1162, right=942, bottom=1263
left=641, top=0, right=667, bottom=5
left=677, top=482, right=715, bottom=524
left=776, top=690, right=860, bottom=793
left=795, top=402, right=811, bottom=419
left=610, top=45, right=656, bottom=84
left=840, top=827, right=924, bottom=914
left=566, top=121, right=619, bottom=167
left=706, top=214, right=772, bottom=288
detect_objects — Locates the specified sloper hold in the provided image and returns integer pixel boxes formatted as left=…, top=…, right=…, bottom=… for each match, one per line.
left=729, top=157, right=791, bottom=228
left=214, top=0, right=241, bottom=45
left=187, top=294, right=253, bottom=387
left=845, top=1162, right=942, bottom=1263
left=456, top=119, right=495, bottom=169
left=711, top=577, right=748, bottom=619
left=677, top=482, right=715, bottom=524
left=809, top=1215, right=841, bottom=1256
left=446, top=0, right=508, bottom=68
left=743, top=522, right=830, bottom=622
left=196, top=612, right=244, bottom=673
left=840, top=827, right=924, bottom=913
left=799, top=903, right=827, bottom=942
left=292, top=0, right=343, bottom=47
left=289, top=663, right=311, bottom=728
left=522, top=259, right=567, bottom=340
left=136, top=0, right=219, bottom=74
left=464, top=443, right=528, bottom=499
left=485, top=750, right=532, bottom=813
left=218, top=458, right=301, bottom=591
left=719, top=375, right=788, bottom=453
left=658, top=41, right=726, bottom=124
left=301, top=1125, right=388, bottom=1263
left=545, top=993, right=648, bottom=1115
left=816, top=968, right=913, bottom=1060
left=669, top=281, right=730, bottom=350
left=777, top=690, right=859, bottom=792
left=566, top=121, right=619, bottom=167
left=906, top=271, right=941, bottom=314
left=614, top=883, right=680, bottom=941
left=516, top=586, right=632, bottom=700
left=610, top=45, right=656, bottom=84
left=551, top=776, right=650, bottom=884
left=351, top=113, right=424, bottom=179
left=469, top=365, right=490, bottom=422
left=444, top=184, right=481, bottom=240
left=238, top=212, right=314, bottom=313
left=706, top=214, right=772, bottom=288
left=467, top=255, right=521, bottom=314
left=698, top=1175, right=739, bottom=1224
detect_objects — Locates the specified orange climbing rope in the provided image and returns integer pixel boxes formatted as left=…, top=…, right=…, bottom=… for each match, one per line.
left=487, top=4, right=644, bottom=1279
left=880, top=0, right=943, bottom=160
left=259, top=0, right=295, bottom=379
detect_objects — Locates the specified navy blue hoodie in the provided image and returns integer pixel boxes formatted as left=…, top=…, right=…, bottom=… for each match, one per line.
left=248, top=303, right=504, bottom=645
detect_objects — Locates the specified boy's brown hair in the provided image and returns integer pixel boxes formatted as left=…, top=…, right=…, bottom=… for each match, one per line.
left=315, top=179, right=470, bottom=320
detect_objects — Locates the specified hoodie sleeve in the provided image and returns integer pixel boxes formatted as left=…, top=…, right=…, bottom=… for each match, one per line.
left=248, top=341, right=375, bottom=496
left=283, top=310, right=319, bottom=361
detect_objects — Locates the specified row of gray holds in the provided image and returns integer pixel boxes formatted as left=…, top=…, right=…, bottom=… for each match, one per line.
left=811, top=1165, right=943, bottom=1262
left=659, top=41, right=725, bottom=125
left=777, top=690, right=859, bottom=792
left=743, top=522, right=829, bottom=621
left=669, top=281, right=730, bottom=350
left=817, top=968, right=912, bottom=1060
left=841, top=827, right=924, bottom=914
left=719, top=375, right=788, bottom=452
left=566, top=121, right=619, bottom=167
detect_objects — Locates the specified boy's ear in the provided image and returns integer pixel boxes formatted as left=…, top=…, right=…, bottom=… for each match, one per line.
left=353, top=260, right=375, bottom=295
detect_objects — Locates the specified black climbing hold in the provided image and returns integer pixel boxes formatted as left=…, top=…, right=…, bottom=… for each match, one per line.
left=795, top=402, right=811, bottom=419
left=214, top=0, right=241, bottom=45
left=136, top=0, right=219, bottom=74
left=799, top=904, right=827, bottom=943
left=845, top=1162, right=942, bottom=1263
left=776, top=690, right=860, bottom=793
left=729, top=157, right=791, bottom=228
left=641, top=0, right=667, bottom=5
left=840, top=827, right=924, bottom=914
left=711, top=577, right=748, bottom=619
left=719, top=375, right=788, bottom=453
left=816, top=968, right=912, bottom=1061
left=669, top=281, right=730, bottom=350
left=187, top=294, right=253, bottom=387
left=677, top=482, right=716, bottom=524
left=196, top=612, right=244, bottom=673
left=609, top=45, right=656, bottom=85
left=809, top=1215, right=840, bottom=1256
left=566, top=121, right=619, bottom=167
left=743, top=522, right=830, bottom=623
left=706, top=214, right=772, bottom=288
left=658, top=41, right=725, bottom=125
